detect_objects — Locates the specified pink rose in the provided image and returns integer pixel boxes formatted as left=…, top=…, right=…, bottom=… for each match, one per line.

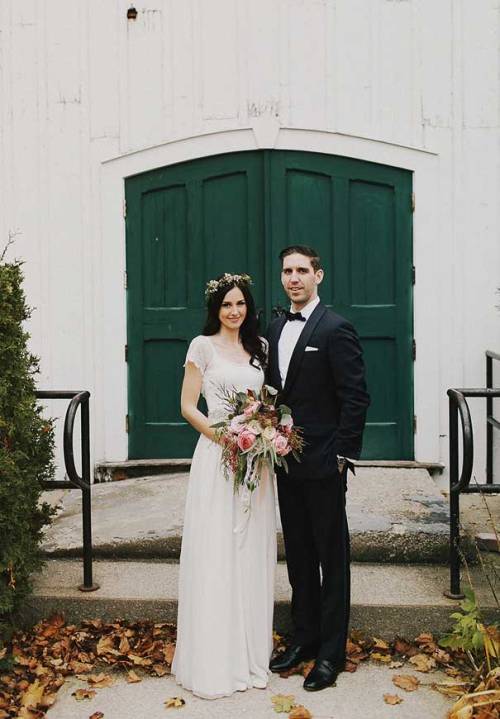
left=274, top=433, right=291, bottom=456
left=237, top=430, right=257, bottom=452
left=229, top=414, right=246, bottom=434
left=243, top=401, right=261, bottom=417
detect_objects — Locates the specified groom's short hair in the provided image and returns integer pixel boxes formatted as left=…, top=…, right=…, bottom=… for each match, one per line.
left=279, top=245, right=322, bottom=272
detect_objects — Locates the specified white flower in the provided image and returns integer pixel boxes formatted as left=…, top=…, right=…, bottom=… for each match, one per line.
left=262, top=425, right=277, bottom=441
left=264, top=385, right=278, bottom=396
left=246, top=420, right=262, bottom=435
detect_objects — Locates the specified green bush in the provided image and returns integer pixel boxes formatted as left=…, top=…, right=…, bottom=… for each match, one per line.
left=0, top=257, right=55, bottom=639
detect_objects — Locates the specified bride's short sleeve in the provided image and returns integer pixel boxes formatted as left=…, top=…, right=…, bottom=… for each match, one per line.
left=184, top=336, right=211, bottom=375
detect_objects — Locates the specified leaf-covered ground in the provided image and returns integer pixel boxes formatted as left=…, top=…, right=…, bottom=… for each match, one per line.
left=0, top=616, right=497, bottom=718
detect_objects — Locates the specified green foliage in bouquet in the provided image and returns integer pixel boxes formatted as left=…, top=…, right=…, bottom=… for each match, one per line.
left=0, top=254, right=55, bottom=640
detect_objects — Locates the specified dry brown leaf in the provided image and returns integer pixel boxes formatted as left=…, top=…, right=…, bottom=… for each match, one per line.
left=432, top=680, right=471, bottom=698
left=289, top=706, right=312, bottom=719
left=164, top=696, right=186, bottom=708
left=153, top=664, right=169, bottom=677
left=432, top=648, right=451, bottom=665
left=20, top=679, right=45, bottom=709
left=118, top=635, right=130, bottom=654
left=271, top=694, right=296, bottom=713
left=373, top=637, right=390, bottom=650
left=126, top=670, right=142, bottom=683
left=96, top=637, right=119, bottom=657
left=87, top=673, right=114, bottom=688
left=129, top=653, right=152, bottom=666
left=415, top=632, right=434, bottom=645
left=392, top=674, right=420, bottom=692
left=301, top=661, right=315, bottom=678
left=389, top=661, right=404, bottom=669
left=371, top=652, right=392, bottom=663
left=163, top=643, right=176, bottom=664
left=384, top=694, right=403, bottom=705
left=89, top=713, right=104, bottom=719
left=72, top=688, right=96, bottom=701
left=345, top=660, right=358, bottom=673
left=409, top=653, right=436, bottom=673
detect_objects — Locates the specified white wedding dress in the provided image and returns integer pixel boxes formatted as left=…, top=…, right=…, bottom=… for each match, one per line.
left=172, top=335, right=277, bottom=699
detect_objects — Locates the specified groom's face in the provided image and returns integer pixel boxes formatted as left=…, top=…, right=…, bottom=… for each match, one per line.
left=281, top=253, right=324, bottom=310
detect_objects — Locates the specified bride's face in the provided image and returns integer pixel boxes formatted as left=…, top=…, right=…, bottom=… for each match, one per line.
left=218, top=286, right=247, bottom=331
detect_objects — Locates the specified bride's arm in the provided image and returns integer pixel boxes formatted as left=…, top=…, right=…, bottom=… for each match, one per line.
left=180, top=362, right=218, bottom=443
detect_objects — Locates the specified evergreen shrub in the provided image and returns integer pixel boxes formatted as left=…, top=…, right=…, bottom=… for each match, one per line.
left=0, top=255, right=55, bottom=640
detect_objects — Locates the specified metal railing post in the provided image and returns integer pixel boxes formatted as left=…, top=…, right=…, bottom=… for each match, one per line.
left=37, top=389, right=99, bottom=592
left=445, top=394, right=465, bottom=599
left=486, top=353, right=493, bottom=484
left=79, top=396, right=97, bottom=591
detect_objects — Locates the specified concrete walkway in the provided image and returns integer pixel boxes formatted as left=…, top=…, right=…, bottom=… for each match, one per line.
left=45, top=662, right=454, bottom=719
left=41, top=467, right=460, bottom=563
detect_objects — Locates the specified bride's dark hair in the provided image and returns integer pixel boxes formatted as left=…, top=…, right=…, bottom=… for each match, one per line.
left=202, top=277, right=267, bottom=369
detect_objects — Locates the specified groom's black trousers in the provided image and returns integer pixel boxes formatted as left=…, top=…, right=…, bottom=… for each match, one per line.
left=277, top=469, right=350, bottom=665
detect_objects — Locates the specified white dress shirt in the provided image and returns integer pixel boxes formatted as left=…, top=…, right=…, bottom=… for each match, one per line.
left=278, top=296, right=320, bottom=386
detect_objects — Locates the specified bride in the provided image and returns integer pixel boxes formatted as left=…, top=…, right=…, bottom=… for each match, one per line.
left=172, top=273, right=277, bottom=699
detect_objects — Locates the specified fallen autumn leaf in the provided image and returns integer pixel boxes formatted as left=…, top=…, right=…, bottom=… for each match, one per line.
left=271, top=694, right=296, bottom=713
left=164, top=696, right=186, bottom=708
left=392, top=674, right=420, bottom=692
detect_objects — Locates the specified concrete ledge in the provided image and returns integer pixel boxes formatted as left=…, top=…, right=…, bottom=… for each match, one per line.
left=94, top=459, right=444, bottom=482
left=21, top=559, right=499, bottom=638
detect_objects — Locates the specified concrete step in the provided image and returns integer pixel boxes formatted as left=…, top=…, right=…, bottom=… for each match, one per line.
left=41, top=467, right=463, bottom=564
left=22, top=559, right=498, bottom=639
left=95, top=459, right=444, bottom=482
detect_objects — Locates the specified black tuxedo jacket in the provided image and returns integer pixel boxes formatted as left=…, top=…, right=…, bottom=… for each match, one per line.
left=266, top=303, right=370, bottom=480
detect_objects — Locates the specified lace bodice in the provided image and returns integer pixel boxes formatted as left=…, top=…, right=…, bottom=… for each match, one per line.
left=185, top=335, right=266, bottom=422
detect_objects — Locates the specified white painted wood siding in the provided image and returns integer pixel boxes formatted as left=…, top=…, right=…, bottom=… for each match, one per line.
left=1, top=0, right=499, bottom=480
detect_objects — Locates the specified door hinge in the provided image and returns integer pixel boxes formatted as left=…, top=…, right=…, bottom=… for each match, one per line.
left=412, top=339, right=416, bottom=361
left=124, top=270, right=128, bottom=289
left=123, top=199, right=127, bottom=218
left=411, top=192, right=415, bottom=212
left=125, top=344, right=128, bottom=362
left=413, top=415, right=417, bottom=433
left=125, top=414, right=129, bottom=433
left=412, top=265, right=416, bottom=285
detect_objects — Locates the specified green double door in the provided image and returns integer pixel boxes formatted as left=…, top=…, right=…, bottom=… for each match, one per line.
left=125, top=150, right=413, bottom=460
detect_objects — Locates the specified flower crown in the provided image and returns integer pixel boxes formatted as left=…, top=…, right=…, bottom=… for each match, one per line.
left=205, top=273, right=253, bottom=300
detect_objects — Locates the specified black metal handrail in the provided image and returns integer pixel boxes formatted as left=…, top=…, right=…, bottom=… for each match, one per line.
left=36, top=390, right=99, bottom=592
left=446, top=386, right=500, bottom=599
left=486, top=350, right=500, bottom=483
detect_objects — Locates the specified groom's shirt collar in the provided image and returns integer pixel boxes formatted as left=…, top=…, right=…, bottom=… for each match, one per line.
left=289, top=295, right=320, bottom=321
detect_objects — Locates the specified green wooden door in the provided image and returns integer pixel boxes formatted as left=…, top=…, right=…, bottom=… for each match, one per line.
left=125, top=153, right=266, bottom=458
left=269, top=152, right=413, bottom=459
left=126, top=150, right=413, bottom=459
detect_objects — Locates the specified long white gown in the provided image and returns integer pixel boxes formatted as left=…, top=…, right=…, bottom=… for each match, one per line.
left=172, top=335, right=277, bottom=699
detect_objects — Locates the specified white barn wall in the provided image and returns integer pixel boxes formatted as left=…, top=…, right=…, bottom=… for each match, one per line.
left=1, top=0, right=499, bottom=481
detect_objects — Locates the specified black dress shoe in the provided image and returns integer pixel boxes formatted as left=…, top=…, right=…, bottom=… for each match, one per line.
left=303, top=658, right=344, bottom=691
left=269, top=644, right=318, bottom=673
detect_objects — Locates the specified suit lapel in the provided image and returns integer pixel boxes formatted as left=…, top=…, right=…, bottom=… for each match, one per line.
left=268, top=315, right=287, bottom=391
left=283, top=303, right=326, bottom=396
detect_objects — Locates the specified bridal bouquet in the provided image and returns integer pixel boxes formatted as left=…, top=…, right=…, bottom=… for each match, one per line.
left=212, top=385, right=304, bottom=495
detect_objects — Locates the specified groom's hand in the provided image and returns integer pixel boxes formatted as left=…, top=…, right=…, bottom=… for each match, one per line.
left=337, top=455, right=355, bottom=476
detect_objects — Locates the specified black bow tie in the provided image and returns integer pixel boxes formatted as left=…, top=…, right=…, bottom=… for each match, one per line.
left=285, top=310, right=306, bottom=322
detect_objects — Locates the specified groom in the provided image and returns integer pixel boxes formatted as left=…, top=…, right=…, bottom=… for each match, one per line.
left=267, top=245, right=370, bottom=691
